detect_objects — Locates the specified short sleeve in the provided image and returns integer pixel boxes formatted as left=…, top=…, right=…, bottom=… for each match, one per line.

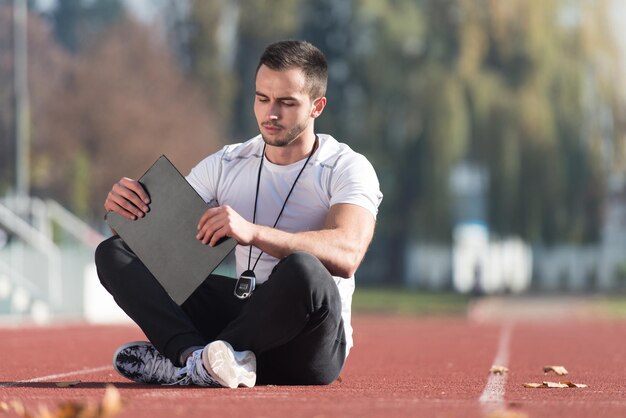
left=329, top=153, right=383, bottom=219
left=185, top=148, right=225, bottom=207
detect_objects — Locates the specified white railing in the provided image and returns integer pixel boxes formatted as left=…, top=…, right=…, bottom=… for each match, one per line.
left=0, top=196, right=105, bottom=317
left=45, top=199, right=104, bottom=249
left=0, top=200, right=62, bottom=307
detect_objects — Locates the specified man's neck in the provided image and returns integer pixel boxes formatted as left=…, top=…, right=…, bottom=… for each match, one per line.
left=264, top=134, right=318, bottom=166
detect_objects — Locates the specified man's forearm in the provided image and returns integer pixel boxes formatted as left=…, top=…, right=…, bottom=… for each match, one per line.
left=250, top=225, right=367, bottom=278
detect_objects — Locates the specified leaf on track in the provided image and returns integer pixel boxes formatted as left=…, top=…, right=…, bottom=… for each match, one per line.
left=543, top=365, right=568, bottom=376
left=8, top=400, right=30, bottom=418
left=490, top=365, right=509, bottom=375
left=2, top=385, right=123, bottom=418
left=560, top=381, right=588, bottom=388
left=485, top=409, right=529, bottom=418
left=544, top=381, right=570, bottom=388
left=99, top=385, right=123, bottom=417
left=522, top=383, right=544, bottom=388
left=523, top=381, right=588, bottom=388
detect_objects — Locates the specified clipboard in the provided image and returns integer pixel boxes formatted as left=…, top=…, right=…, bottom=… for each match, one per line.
left=105, top=155, right=237, bottom=305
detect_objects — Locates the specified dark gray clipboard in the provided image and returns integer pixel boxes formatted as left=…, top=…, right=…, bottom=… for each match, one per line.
left=105, top=155, right=237, bottom=305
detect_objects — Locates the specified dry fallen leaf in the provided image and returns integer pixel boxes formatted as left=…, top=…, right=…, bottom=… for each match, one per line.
left=99, top=385, right=123, bottom=417
left=544, top=381, right=570, bottom=388
left=51, top=402, right=87, bottom=418
left=54, top=381, right=81, bottom=388
left=560, top=381, right=588, bottom=388
left=523, top=381, right=588, bottom=389
left=543, top=365, right=568, bottom=376
left=10, top=400, right=29, bottom=417
left=485, top=409, right=529, bottom=418
left=2, top=385, right=123, bottom=418
left=490, top=365, right=509, bottom=375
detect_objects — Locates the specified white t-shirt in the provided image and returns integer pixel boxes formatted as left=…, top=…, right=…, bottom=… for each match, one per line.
left=186, top=133, right=382, bottom=355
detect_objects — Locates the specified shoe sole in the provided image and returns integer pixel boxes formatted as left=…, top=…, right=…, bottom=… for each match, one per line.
left=112, top=341, right=152, bottom=380
left=203, top=340, right=256, bottom=388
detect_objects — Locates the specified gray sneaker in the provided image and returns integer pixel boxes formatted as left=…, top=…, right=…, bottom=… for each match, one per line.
left=202, top=340, right=257, bottom=388
left=113, top=341, right=184, bottom=385
left=113, top=340, right=253, bottom=388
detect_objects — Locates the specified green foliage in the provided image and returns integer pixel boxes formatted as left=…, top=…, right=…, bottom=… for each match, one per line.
left=71, top=150, right=90, bottom=218
left=456, top=0, right=618, bottom=244
left=353, top=287, right=470, bottom=316
left=596, top=295, right=626, bottom=318
left=186, top=0, right=300, bottom=137
left=0, top=6, right=14, bottom=194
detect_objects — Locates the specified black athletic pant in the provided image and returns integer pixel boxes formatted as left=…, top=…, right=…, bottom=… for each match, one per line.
left=95, top=236, right=346, bottom=385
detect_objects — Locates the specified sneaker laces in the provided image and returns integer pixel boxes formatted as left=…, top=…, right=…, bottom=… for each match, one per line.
left=176, top=349, right=222, bottom=387
left=139, top=346, right=182, bottom=384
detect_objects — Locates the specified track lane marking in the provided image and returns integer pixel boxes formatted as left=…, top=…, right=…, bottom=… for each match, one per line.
left=0, top=365, right=111, bottom=388
left=479, top=322, right=513, bottom=410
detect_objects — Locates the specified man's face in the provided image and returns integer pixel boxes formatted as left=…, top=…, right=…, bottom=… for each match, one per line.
left=254, top=65, right=322, bottom=147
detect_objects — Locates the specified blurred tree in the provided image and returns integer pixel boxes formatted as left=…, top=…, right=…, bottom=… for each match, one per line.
left=329, top=0, right=469, bottom=280
left=33, top=17, right=225, bottom=220
left=458, top=0, right=623, bottom=244
left=0, top=5, right=72, bottom=196
left=167, top=0, right=300, bottom=138
left=49, top=0, right=123, bottom=52
left=299, top=0, right=355, bottom=141
left=0, top=6, right=16, bottom=194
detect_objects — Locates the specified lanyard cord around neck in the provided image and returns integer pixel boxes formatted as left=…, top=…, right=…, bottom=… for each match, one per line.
left=247, top=138, right=317, bottom=272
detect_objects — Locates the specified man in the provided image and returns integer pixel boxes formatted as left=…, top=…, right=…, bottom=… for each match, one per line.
left=96, top=40, right=382, bottom=388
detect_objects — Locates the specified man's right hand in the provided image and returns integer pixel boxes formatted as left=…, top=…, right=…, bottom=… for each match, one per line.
left=104, top=177, right=151, bottom=220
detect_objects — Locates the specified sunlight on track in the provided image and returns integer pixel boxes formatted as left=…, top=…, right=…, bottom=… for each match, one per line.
left=0, top=365, right=111, bottom=388
left=479, top=322, right=514, bottom=412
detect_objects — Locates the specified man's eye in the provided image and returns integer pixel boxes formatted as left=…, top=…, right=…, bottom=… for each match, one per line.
left=257, top=97, right=269, bottom=102
left=282, top=101, right=295, bottom=107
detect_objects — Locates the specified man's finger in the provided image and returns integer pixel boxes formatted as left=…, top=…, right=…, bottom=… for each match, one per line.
left=107, top=189, right=147, bottom=218
left=197, top=207, right=221, bottom=230
left=120, top=177, right=150, bottom=204
left=112, top=183, right=150, bottom=214
left=106, top=199, right=137, bottom=220
left=201, top=218, right=222, bottom=244
left=209, top=226, right=229, bottom=247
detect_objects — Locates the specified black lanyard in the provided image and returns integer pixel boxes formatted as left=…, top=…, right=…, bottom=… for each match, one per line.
left=234, top=137, right=317, bottom=299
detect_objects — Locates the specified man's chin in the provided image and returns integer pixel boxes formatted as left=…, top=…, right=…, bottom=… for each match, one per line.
left=261, top=135, right=291, bottom=147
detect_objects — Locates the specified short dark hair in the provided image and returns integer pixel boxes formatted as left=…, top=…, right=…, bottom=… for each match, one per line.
left=256, top=40, right=328, bottom=99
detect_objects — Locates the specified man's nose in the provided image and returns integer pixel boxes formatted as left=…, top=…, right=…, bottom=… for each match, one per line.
left=268, top=103, right=280, bottom=120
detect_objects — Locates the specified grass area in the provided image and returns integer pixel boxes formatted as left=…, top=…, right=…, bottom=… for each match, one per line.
left=352, top=287, right=471, bottom=316
left=596, top=295, right=626, bottom=319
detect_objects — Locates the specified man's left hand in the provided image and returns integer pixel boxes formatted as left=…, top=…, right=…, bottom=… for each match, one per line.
left=196, top=205, right=255, bottom=247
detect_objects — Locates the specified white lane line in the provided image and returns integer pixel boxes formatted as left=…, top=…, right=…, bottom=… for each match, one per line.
left=0, top=365, right=112, bottom=388
left=479, top=322, right=514, bottom=409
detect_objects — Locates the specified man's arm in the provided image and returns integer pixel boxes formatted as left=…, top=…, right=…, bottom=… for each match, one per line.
left=196, top=203, right=375, bottom=278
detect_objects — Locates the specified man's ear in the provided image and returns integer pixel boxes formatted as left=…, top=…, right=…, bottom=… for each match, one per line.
left=310, top=97, right=327, bottom=119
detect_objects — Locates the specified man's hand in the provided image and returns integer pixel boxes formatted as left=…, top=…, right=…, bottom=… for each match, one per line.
left=196, top=205, right=256, bottom=246
left=104, top=177, right=151, bottom=220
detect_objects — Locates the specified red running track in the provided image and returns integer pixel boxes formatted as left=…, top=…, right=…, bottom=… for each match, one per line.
left=0, top=314, right=625, bottom=417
